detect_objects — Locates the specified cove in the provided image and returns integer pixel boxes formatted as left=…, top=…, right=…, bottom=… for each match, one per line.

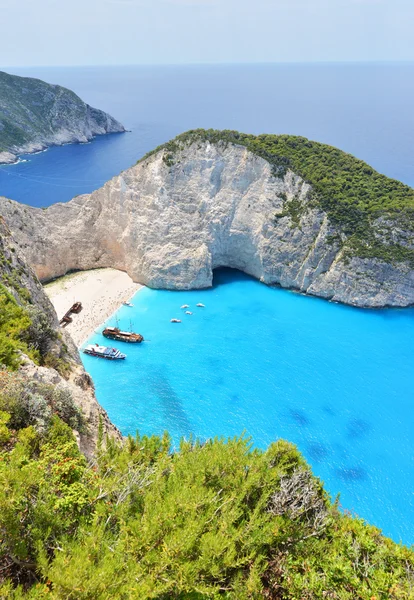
left=81, top=268, right=414, bottom=544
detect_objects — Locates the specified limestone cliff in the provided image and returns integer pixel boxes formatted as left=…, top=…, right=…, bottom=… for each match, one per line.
left=0, top=216, right=121, bottom=455
left=1, top=132, right=413, bottom=308
left=0, top=70, right=125, bottom=164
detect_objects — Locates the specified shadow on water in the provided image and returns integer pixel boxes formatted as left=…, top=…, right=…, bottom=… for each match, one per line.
left=149, top=367, right=193, bottom=439
left=212, top=267, right=256, bottom=288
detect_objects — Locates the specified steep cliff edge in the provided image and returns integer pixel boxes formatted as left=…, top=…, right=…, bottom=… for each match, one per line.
left=1, top=130, right=413, bottom=307
left=0, top=70, right=125, bottom=164
left=0, top=217, right=121, bottom=455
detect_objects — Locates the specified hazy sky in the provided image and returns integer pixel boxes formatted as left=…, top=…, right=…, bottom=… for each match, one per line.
left=1, top=0, right=414, bottom=67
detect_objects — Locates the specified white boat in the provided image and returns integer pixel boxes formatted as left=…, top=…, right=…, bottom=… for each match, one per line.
left=83, top=344, right=126, bottom=360
left=196, top=303, right=205, bottom=308
left=123, top=301, right=134, bottom=307
left=180, top=304, right=189, bottom=309
left=171, top=318, right=182, bottom=323
left=185, top=311, right=193, bottom=315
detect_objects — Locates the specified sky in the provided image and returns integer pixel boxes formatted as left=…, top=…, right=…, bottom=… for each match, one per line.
left=1, top=0, right=414, bottom=66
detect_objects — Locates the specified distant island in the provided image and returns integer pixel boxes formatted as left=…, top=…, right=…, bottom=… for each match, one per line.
left=0, top=70, right=125, bottom=164
left=2, top=129, right=413, bottom=307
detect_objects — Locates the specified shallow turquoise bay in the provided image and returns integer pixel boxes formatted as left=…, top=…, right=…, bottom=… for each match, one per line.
left=81, top=269, right=414, bottom=544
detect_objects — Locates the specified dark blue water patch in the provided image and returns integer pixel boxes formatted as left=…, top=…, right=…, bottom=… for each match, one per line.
left=307, top=442, right=329, bottom=462
left=149, top=368, right=193, bottom=439
left=347, top=418, right=371, bottom=440
left=207, top=356, right=222, bottom=369
left=335, top=467, right=368, bottom=483
left=289, top=409, right=310, bottom=427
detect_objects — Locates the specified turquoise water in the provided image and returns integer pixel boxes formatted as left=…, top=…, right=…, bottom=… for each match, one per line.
left=81, top=269, right=414, bottom=545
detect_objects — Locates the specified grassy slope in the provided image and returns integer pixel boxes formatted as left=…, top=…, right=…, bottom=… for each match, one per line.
left=141, top=129, right=414, bottom=265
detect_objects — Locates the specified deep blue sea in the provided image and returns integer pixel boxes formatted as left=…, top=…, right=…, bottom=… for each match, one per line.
left=1, top=64, right=413, bottom=544
left=1, top=63, right=414, bottom=205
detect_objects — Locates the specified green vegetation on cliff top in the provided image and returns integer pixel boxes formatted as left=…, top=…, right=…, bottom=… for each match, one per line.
left=0, top=390, right=412, bottom=599
left=142, top=129, right=414, bottom=264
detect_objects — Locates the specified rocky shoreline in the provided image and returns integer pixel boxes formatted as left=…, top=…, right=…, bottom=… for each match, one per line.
left=0, top=132, right=123, bottom=166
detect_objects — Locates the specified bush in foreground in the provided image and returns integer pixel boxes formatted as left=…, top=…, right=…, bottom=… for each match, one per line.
left=0, top=413, right=412, bottom=599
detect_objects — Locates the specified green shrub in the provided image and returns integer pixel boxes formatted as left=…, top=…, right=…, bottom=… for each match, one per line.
left=0, top=416, right=412, bottom=599
left=0, top=370, right=84, bottom=434
left=0, top=284, right=36, bottom=369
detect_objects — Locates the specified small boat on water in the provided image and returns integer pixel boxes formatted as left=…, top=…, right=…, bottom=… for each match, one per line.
left=102, top=326, right=144, bottom=343
left=181, top=304, right=189, bottom=309
left=83, top=344, right=126, bottom=360
left=196, top=303, right=205, bottom=308
left=123, top=301, right=134, bottom=307
left=171, top=318, right=182, bottom=323
left=185, top=311, right=193, bottom=315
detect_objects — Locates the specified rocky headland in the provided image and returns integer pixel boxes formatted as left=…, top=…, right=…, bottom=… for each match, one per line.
left=1, top=129, right=413, bottom=308
left=0, top=70, right=125, bottom=164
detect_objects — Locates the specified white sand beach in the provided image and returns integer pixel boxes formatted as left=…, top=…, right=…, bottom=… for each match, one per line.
left=44, top=268, right=143, bottom=347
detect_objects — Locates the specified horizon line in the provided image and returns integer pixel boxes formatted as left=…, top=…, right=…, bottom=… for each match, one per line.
left=2, top=59, right=414, bottom=70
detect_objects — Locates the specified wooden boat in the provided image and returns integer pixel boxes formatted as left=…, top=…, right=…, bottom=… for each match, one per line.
left=83, top=344, right=126, bottom=360
left=102, top=326, right=144, bottom=343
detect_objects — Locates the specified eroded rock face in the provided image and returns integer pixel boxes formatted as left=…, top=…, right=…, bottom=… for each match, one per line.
left=0, top=217, right=122, bottom=455
left=1, top=140, right=413, bottom=307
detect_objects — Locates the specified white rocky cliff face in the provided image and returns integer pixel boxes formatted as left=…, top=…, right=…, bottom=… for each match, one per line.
left=1, top=140, right=413, bottom=307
